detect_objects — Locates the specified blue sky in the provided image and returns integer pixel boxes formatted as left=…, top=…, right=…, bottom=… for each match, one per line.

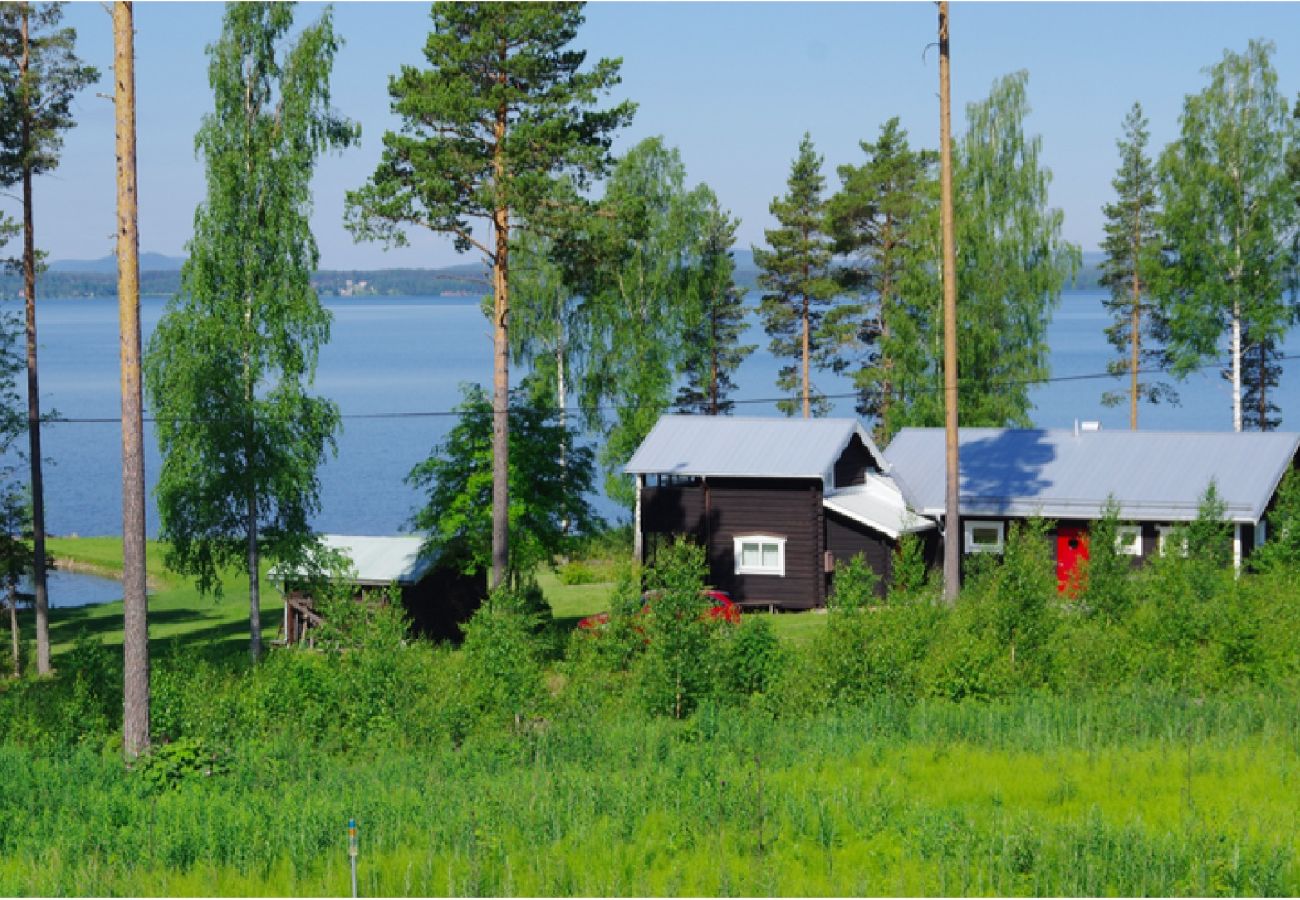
left=23, top=2, right=1300, bottom=269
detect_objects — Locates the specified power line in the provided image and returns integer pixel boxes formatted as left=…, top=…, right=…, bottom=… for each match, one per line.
left=41, top=351, right=1300, bottom=426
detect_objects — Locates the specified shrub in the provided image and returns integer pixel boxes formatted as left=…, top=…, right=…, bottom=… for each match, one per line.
left=717, top=615, right=782, bottom=697
left=637, top=538, right=716, bottom=718
left=461, top=588, right=547, bottom=726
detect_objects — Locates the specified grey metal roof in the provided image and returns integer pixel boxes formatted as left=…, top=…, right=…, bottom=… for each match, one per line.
left=883, top=428, right=1300, bottom=523
left=625, top=415, right=888, bottom=485
left=824, top=477, right=936, bottom=540
left=272, top=535, right=434, bottom=587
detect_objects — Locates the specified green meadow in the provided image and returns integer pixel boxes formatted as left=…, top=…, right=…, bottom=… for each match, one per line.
left=1, top=534, right=1298, bottom=896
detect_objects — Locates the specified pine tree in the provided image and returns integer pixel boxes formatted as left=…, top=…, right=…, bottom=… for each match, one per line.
left=824, top=117, right=938, bottom=442
left=674, top=189, right=754, bottom=416
left=346, top=2, right=633, bottom=588
left=1156, top=41, right=1298, bottom=432
left=1099, top=102, right=1176, bottom=426
left=145, top=2, right=355, bottom=660
left=113, top=0, right=148, bottom=757
left=1240, top=330, right=1282, bottom=431
left=0, top=1, right=97, bottom=675
left=754, top=133, right=837, bottom=418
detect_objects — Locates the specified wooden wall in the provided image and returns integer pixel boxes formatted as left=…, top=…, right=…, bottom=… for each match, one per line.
left=642, top=477, right=825, bottom=609
left=832, top=433, right=877, bottom=488
left=825, top=511, right=892, bottom=598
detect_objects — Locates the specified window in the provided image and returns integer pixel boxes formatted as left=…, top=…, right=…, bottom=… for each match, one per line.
left=1115, top=525, right=1142, bottom=556
left=734, top=535, right=786, bottom=576
left=1157, top=525, right=1188, bottom=557
left=963, top=520, right=1005, bottom=554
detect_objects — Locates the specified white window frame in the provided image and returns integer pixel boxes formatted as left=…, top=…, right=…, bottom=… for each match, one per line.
left=733, top=535, right=786, bottom=576
left=963, top=520, right=1005, bottom=554
left=1115, top=525, right=1143, bottom=556
left=1156, top=525, right=1188, bottom=558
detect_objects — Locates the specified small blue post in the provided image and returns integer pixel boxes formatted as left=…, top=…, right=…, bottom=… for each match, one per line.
left=348, top=818, right=358, bottom=898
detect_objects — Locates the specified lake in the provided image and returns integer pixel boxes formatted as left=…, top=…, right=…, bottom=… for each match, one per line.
left=14, top=289, right=1297, bottom=547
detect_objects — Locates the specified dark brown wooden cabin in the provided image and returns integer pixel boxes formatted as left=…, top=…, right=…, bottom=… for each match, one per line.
left=275, top=536, right=485, bottom=645
left=628, top=416, right=936, bottom=609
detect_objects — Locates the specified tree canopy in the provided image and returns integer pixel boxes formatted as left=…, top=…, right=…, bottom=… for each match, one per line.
left=144, top=2, right=355, bottom=658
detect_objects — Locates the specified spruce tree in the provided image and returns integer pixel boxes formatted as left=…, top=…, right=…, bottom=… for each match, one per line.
left=145, top=2, right=355, bottom=660
left=754, top=133, right=837, bottom=418
left=1099, top=102, right=1176, bottom=427
left=0, top=1, right=97, bottom=675
left=674, top=188, right=754, bottom=416
left=346, top=2, right=632, bottom=587
left=1156, top=40, right=1298, bottom=432
left=824, top=117, right=938, bottom=442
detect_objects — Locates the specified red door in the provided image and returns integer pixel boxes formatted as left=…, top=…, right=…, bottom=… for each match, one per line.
left=1056, top=525, right=1089, bottom=595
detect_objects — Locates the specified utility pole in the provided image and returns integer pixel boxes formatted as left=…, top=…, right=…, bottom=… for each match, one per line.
left=938, top=1, right=961, bottom=603
left=114, top=0, right=149, bottom=757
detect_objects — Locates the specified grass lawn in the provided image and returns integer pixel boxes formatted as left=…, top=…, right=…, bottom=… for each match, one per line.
left=39, top=538, right=828, bottom=658
left=42, top=537, right=281, bottom=661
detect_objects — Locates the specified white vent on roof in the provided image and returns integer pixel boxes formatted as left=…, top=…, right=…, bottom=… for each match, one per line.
left=1081, top=421, right=1101, bottom=432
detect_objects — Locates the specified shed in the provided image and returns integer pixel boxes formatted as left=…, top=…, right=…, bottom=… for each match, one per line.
left=273, top=535, right=485, bottom=644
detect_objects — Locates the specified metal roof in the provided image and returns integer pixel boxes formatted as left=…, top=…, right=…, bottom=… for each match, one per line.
left=883, top=428, right=1300, bottom=523
left=272, top=535, right=434, bottom=586
left=824, top=476, right=936, bottom=540
left=624, top=415, right=888, bottom=486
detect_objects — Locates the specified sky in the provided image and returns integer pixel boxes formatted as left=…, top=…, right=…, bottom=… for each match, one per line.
left=20, top=1, right=1300, bottom=270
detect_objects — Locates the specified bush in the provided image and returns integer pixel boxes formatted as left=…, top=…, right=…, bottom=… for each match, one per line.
left=717, top=615, right=782, bottom=697
left=461, top=588, right=546, bottom=726
left=637, top=538, right=716, bottom=719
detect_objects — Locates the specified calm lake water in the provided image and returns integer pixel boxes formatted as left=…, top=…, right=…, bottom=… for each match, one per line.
left=12, top=289, right=1298, bottom=551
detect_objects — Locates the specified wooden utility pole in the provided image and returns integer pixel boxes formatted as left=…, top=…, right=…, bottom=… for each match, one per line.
left=114, top=0, right=149, bottom=757
left=939, top=1, right=961, bottom=603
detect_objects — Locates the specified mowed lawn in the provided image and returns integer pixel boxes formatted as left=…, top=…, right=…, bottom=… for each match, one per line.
left=41, top=538, right=827, bottom=658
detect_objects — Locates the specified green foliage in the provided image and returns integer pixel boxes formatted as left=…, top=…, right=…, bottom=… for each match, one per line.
left=134, top=736, right=227, bottom=793
left=312, top=587, right=411, bottom=654
left=637, top=537, right=714, bottom=718
left=1099, top=102, right=1177, bottom=414
left=0, top=2, right=98, bottom=183
left=674, top=188, right=755, bottom=415
left=408, top=381, right=597, bottom=585
left=823, top=117, right=938, bottom=441
left=144, top=3, right=354, bottom=602
left=1251, top=468, right=1300, bottom=572
left=1187, top=481, right=1231, bottom=569
left=1155, top=40, right=1298, bottom=431
left=754, top=132, right=838, bottom=416
left=460, top=587, right=546, bottom=725
left=716, top=615, right=782, bottom=697
left=1080, top=499, right=1135, bottom=621
left=345, top=2, right=634, bottom=255
left=578, top=137, right=713, bottom=506
left=826, top=553, right=878, bottom=612
left=890, top=531, right=931, bottom=601
left=949, top=72, right=1081, bottom=427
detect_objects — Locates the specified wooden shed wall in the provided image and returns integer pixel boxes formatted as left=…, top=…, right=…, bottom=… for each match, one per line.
left=832, top=433, right=877, bottom=488
left=825, top=511, right=892, bottom=598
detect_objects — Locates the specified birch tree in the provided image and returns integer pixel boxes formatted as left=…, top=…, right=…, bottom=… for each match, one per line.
left=145, top=2, right=355, bottom=660
left=1156, top=40, right=1298, bottom=432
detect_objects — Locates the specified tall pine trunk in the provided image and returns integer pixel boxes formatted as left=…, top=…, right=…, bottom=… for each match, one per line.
left=801, top=294, right=810, bottom=419
left=489, top=65, right=510, bottom=591
left=19, top=8, right=50, bottom=674
left=938, top=0, right=961, bottom=603
left=115, top=0, right=149, bottom=756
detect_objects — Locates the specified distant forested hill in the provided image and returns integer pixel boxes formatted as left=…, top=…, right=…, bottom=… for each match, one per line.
left=1, top=247, right=1095, bottom=300
left=0, top=258, right=492, bottom=300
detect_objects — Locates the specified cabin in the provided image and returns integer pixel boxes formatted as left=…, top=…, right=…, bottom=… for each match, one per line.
left=884, top=427, right=1300, bottom=588
left=626, top=416, right=937, bottom=609
left=273, top=535, right=485, bottom=645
